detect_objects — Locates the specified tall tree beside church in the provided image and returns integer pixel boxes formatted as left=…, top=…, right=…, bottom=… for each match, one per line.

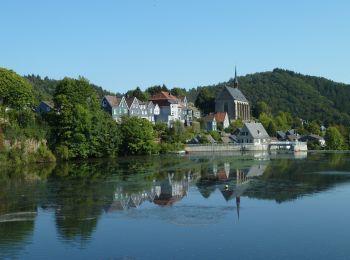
left=195, top=88, right=215, bottom=115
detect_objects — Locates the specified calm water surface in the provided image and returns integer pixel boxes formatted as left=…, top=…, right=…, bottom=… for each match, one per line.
left=1, top=152, right=350, bottom=259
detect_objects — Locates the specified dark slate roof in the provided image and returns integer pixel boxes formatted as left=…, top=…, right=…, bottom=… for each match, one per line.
left=244, top=123, right=269, bottom=139
left=125, top=97, right=139, bottom=108
left=276, top=131, right=286, bottom=140
left=206, top=134, right=217, bottom=144
left=225, top=86, right=248, bottom=103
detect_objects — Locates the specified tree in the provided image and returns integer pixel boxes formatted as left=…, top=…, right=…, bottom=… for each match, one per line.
left=195, top=88, right=215, bottom=115
left=127, top=87, right=149, bottom=101
left=258, top=112, right=272, bottom=130
left=52, top=77, right=120, bottom=159
left=120, top=116, right=159, bottom=155
left=325, top=127, right=345, bottom=150
left=254, top=101, right=271, bottom=117
left=267, top=121, right=277, bottom=137
left=170, top=87, right=186, bottom=97
left=164, top=120, right=187, bottom=144
left=226, top=119, right=243, bottom=133
left=0, top=68, right=34, bottom=109
left=145, top=84, right=169, bottom=97
left=306, top=121, right=321, bottom=135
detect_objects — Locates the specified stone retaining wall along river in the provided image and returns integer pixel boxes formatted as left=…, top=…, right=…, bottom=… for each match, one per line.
left=185, top=142, right=308, bottom=153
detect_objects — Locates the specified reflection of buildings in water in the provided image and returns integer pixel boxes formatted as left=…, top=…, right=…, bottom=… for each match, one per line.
left=106, top=173, right=191, bottom=212
left=153, top=173, right=189, bottom=206
left=293, top=151, right=308, bottom=159
left=200, top=162, right=267, bottom=219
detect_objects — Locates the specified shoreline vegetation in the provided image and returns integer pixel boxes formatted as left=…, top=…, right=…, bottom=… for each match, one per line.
left=0, top=67, right=349, bottom=165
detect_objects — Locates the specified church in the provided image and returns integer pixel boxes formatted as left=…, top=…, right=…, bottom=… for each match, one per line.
left=215, top=68, right=250, bottom=121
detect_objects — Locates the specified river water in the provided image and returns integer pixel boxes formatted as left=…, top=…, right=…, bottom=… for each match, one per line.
left=1, top=152, right=350, bottom=259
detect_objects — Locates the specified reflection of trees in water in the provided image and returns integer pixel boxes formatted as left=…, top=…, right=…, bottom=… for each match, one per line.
left=0, top=163, right=53, bottom=258
left=2, top=153, right=350, bottom=250
left=0, top=221, right=35, bottom=259
left=245, top=153, right=350, bottom=203
left=42, top=161, right=120, bottom=243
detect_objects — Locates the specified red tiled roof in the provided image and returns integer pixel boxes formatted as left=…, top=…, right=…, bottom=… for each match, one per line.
left=215, top=112, right=227, bottom=123
left=150, top=91, right=178, bottom=101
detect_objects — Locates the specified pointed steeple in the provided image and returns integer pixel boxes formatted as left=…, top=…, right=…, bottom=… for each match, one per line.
left=236, top=196, right=240, bottom=220
left=234, top=66, right=239, bottom=88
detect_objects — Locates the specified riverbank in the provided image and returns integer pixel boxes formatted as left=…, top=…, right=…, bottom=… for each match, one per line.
left=185, top=141, right=308, bottom=153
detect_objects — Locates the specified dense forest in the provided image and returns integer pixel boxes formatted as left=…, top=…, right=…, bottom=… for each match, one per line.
left=24, top=74, right=116, bottom=103
left=189, top=68, right=350, bottom=126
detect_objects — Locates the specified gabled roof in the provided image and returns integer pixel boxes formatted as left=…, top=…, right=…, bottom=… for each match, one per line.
left=150, top=91, right=178, bottom=101
left=125, top=97, right=139, bottom=108
left=41, top=100, right=54, bottom=109
left=224, top=86, right=248, bottom=103
left=202, top=113, right=216, bottom=122
left=147, top=101, right=154, bottom=108
left=206, top=134, right=217, bottom=143
left=214, top=112, right=228, bottom=123
left=104, top=95, right=122, bottom=107
left=276, top=131, right=286, bottom=139
left=244, top=122, right=269, bottom=139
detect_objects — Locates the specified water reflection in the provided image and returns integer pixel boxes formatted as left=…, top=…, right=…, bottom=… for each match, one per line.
left=2, top=153, right=350, bottom=258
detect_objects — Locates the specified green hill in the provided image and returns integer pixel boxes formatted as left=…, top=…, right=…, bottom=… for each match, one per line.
left=24, top=74, right=115, bottom=104
left=189, top=68, right=350, bottom=125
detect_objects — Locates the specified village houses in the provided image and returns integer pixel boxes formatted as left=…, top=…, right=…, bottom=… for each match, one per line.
left=102, top=91, right=193, bottom=126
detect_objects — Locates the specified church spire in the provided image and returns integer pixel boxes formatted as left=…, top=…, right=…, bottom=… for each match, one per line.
left=234, top=66, right=239, bottom=88
left=236, top=196, right=240, bottom=220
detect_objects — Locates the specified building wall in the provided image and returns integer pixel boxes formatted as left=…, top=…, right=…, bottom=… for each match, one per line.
left=215, top=88, right=236, bottom=119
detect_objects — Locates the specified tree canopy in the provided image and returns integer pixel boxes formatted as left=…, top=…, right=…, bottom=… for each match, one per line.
left=51, top=77, right=120, bottom=159
left=0, top=68, right=34, bottom=109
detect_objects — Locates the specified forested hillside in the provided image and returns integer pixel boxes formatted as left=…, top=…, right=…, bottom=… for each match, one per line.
left=24, top=75, right=115, bottom=104
left=189, top=68, right=350, bottom=125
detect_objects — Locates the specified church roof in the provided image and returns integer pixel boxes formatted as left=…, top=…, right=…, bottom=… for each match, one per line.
left=225, top=86, right=248, bottom=103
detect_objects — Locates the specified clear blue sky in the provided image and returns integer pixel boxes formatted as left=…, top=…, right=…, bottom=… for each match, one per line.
left=1, top=0, right=349, bottom=93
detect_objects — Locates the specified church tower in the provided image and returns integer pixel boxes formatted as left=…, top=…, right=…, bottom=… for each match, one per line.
left=234, top=66, right=239, bottom=88
left=214, top=66, right=250, bottom=121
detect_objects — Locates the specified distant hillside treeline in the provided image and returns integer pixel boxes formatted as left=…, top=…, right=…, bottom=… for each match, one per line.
left=188, top=68, right=350, bottom=125
left=24, top=74, right=116, bottom=104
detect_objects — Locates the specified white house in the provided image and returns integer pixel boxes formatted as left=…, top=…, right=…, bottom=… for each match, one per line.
left=237, top=122, right=270, bottom=144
